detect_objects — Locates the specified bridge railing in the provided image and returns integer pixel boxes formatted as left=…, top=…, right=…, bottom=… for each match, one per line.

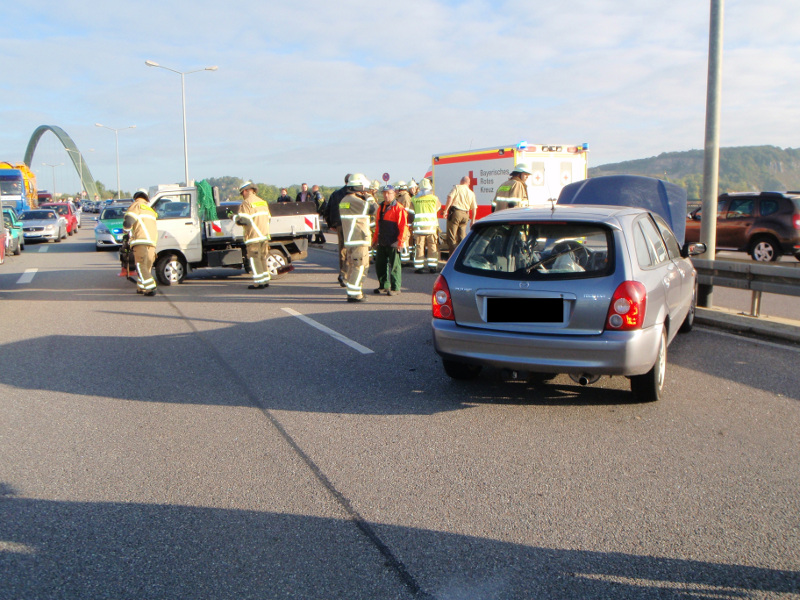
left=693, top=258, right=800, bottom=317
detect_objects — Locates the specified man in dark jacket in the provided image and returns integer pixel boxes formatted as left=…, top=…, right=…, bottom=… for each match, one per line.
left=323, top=174, right=352, bottom=286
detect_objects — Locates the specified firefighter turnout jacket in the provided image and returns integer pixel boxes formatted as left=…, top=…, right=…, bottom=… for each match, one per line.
left=340, top=192, right=377, bottom=246
left=235, top=194, right=271, bottom=244
left=493, top=175, right=529, bottom=212
left=123, top=198, right=158, bottom=247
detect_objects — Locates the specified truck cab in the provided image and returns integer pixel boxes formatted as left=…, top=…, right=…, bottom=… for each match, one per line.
left=146, top=185, right=319, bottom=285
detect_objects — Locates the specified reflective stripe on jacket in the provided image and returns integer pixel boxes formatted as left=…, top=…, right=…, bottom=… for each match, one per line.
left=493, top=176, right=528, bottom=210
left=123, top=199, right=158, bottom=247
left=411, top=193, right=441, bottom=236
left=339, top=192, right=376, bottom=247
left=236, top=196, right=271, bottom=244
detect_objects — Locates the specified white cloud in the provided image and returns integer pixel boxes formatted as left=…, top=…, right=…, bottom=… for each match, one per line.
left=2, top=0, right=799, bottom=195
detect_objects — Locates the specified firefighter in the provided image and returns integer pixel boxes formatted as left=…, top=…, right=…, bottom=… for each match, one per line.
left=493, top=163, right=532, bottom=212
left=234, top=181, right=272, bottom=289
left=123, top=189, right=158, bottom=296
left=408, top=178, right=419, bottom=198
left=411, top=178, right=442, bottom=273
left=339, top=174, right=377, bottom=302
left=394, top=181, right=414, bottom=266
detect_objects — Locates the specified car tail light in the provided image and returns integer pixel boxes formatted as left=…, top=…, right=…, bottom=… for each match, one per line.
left=605, top=281, right=646, bottom=331
left=432, top=275, right=454, bottom=320
left=793, top=213, right=800, bottom=230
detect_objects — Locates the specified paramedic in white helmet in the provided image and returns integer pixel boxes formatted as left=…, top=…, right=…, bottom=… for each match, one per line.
left=492, top=162, right=533, bottom=212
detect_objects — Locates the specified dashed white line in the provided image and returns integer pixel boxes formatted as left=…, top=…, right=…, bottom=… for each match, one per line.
left=16, top=269, right=38, bottom=284
left=38, top=245, right=49, bottom=253
left=281, top=307, right=374, bottom=354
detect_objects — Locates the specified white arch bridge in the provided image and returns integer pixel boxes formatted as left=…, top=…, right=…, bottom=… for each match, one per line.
left=24, top=125, right=99, bottom=200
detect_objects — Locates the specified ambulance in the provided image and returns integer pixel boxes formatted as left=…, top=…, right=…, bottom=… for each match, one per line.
left=429, top=141, right=589, bottom=234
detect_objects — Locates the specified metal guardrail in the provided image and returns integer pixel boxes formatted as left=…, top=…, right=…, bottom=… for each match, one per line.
left=692, top=258, right=800, bottom=317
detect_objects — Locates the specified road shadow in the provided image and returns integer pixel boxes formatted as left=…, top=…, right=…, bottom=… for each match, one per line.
left=1, top=487, right=796, bottom=599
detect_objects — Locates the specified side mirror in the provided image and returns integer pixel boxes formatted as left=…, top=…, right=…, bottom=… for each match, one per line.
left=682, top=242, right=707, bottom=257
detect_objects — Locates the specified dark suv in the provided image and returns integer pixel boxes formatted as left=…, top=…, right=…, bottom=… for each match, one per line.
left=685, top=192, right=800, bottom=261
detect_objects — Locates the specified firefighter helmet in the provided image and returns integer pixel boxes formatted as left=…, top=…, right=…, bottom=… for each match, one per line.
left=347, top=173, right=370, bottom=190
left=512, top=163, right=533, bottom=175
left=395, top=180, right=408, bottom=190
left=133, top=188, right=149, bottom=201
left=239, top=181, right=258, bottom=193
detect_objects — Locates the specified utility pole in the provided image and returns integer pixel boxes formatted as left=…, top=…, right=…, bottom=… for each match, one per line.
left=698, top=0, right=724, bottom=307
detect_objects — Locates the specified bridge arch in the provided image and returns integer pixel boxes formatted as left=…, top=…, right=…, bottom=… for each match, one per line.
left=24, top=125, right=100, bottom=200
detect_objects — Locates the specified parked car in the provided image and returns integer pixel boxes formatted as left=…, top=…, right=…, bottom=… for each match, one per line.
left=94, top=205, right=128, bottom=250
left=685, top=192, right=800, bottom=261
left=431, top=175, right=706, bottom=402
left=19, top=209, right=68, bottom=242
left=39, top=202, right=78, bottom=235
left=3, top=210, right=23, bottom=255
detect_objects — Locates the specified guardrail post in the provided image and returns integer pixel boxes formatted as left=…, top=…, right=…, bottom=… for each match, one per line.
left=749, top=290, right=762, bottom=317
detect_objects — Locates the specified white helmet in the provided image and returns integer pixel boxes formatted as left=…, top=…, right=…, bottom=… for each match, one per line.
left=394, top=180, right=408, bottom=190
left=512, top=162, right=533, bottom=175
left=239, top=181, right=258, bottom=192
left=419, top=178, right=433, bottom=194
left=347, top=173, right=370, bottom=190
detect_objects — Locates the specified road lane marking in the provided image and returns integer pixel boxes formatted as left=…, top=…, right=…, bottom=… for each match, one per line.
left=16, top=269, right=38, bottom=284
left=281, top=307, right=374, bottom=354
left=39, top=245, right=49, bottom=252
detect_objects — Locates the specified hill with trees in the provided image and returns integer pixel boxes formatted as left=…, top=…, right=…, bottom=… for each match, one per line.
left=589, top=146, right=800, bottom=200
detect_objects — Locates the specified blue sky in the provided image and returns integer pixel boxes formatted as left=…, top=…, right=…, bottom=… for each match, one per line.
left=2, top=0, right=799, bottom=195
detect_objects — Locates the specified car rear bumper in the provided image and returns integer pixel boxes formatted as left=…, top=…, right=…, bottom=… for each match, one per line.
left=432, top=319, right=662, bottom=376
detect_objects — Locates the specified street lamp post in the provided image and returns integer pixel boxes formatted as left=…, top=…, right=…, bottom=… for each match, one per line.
left=145, top=60, right=218, bottom=186
left=95, top=124, right=136, bottom=199
left=42, top=162, right=63, bottom=198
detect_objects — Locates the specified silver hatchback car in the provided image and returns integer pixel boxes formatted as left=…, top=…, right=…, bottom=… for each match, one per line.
left=432, top=175, right=706, bottom=402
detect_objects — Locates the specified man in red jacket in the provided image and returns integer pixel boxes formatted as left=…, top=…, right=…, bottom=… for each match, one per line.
left=372, top=184, right=408, bottom=296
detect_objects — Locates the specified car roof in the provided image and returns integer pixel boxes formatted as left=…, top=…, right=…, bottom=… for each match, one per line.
left=476, top=203, right=641, bottom=227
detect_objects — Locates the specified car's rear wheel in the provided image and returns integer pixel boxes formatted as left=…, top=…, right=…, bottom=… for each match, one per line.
left=749, top=235, right=780, bottom=262
left=12, top=240, right=21, bottom=255
left=629, top=328, right=666, bottom=402
left=155, top=254, right=186, bottom=285
left=442, top=359, right=482, bottom=380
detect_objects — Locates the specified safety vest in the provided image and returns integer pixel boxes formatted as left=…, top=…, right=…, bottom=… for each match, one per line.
left=339, top=192, right=376, bottom=247
left=123, top=199, right=158, bottom=247
left=236, top=196, right=271, bottom=244
left=410, top=194, right=440, bottom=236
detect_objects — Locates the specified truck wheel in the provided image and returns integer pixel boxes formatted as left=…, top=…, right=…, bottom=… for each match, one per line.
left=749, top=235, right=780, bottom=262
left=155, top=254, right=186, bottom=285
left=266, top=249, right=290, bottom=280
left=629, top=328, right=666, bottom=402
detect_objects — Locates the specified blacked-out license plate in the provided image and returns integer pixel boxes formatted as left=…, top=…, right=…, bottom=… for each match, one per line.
left=486, top=298, right=564, bottom=323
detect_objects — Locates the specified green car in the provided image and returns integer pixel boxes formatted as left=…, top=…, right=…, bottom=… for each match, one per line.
left=94, top=205, right=128, bottom=250
left=2, top=207, right=24, bottom=255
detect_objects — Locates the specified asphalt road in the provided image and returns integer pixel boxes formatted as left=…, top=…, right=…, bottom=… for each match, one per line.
left=1, top=222, right=798, bottom=599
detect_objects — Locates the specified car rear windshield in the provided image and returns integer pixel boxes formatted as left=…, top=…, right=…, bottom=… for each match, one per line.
left=456, top=221, right=613, bottom=279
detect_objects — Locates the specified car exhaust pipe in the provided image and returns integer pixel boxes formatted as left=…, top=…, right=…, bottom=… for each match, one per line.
left=569, top=373, right=601, bottom=386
